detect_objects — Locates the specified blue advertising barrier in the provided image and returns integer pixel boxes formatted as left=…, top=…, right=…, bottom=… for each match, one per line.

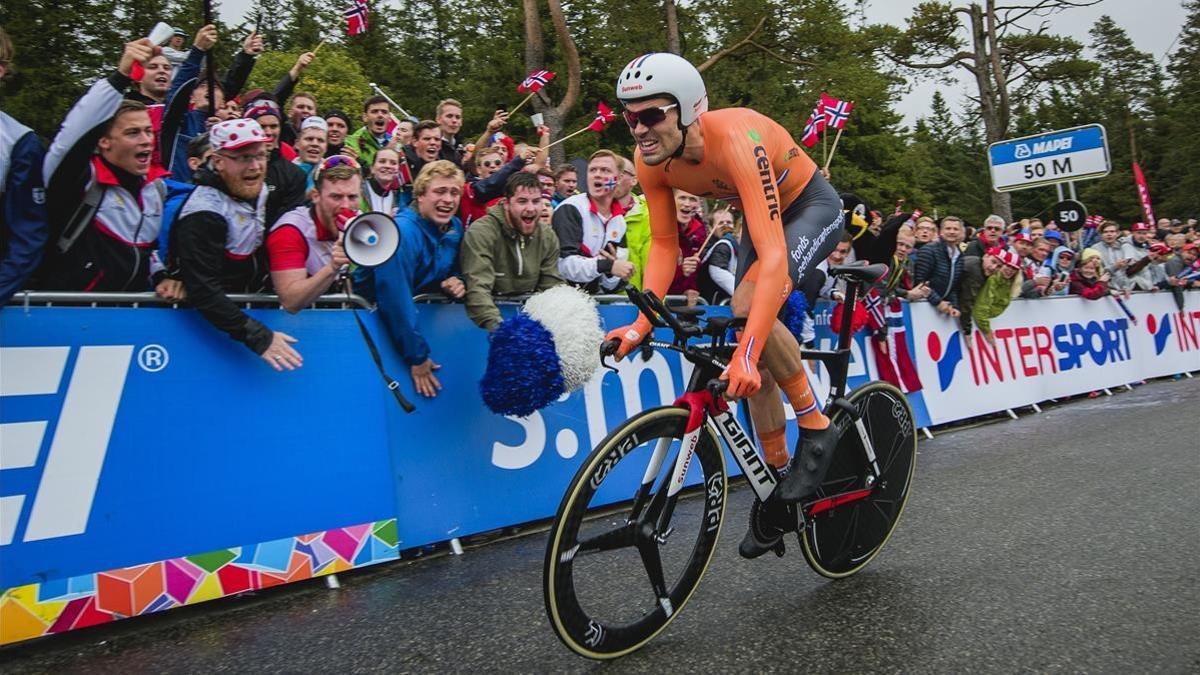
left=0, top=296, right=918, bottom=643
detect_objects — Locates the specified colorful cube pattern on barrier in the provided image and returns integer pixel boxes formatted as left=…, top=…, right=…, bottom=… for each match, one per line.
left=0, top=518, right=399, bottom=645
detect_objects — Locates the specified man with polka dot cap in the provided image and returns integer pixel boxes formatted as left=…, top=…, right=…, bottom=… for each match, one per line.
left=168, top=118, right=304, bottom=371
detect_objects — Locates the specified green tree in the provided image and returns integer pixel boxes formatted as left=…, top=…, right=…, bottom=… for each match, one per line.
left=245, top=47, right=369, bottom=119
left=1151, top=0, right=1200, bottom=220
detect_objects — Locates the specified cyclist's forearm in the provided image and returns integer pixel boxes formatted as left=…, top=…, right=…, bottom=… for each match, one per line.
left=742, top=254, right=789, bottom=360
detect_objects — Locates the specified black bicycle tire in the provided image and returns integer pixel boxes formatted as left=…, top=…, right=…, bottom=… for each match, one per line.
left=543, top=406, right=727, bottom=659
left=799, top=381, right=917, bottom=579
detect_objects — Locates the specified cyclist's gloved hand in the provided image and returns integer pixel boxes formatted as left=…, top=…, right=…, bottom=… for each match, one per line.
left=604, top=318, right=651, bottom=359
left=720, top=344, right=762, bottom=398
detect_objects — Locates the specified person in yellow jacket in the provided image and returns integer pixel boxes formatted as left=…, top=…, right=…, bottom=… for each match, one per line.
left=613, top=156, right=650, bottom=288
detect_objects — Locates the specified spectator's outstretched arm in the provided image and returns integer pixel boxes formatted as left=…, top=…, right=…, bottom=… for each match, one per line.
left=174, top=211, right=274, bottom=353
left=372, top=257, right=432, bottom=366
left=460, top=224, right=502, bottom=330
left=222, top=31, right=262, bottom=99
left=274, top=52, right=314, bottom=105
left=956, top=258, right=983, bottom=334
left=472, top=155, right=528, bottom=203
left=552, top=205, right=604, bottom=284
left=0, top=129, right=48, bottom=302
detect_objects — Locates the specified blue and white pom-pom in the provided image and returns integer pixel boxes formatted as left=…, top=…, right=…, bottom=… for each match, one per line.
left=780, top=290, right=809, bottom=343
left=481, top=286, right=604, bottom=417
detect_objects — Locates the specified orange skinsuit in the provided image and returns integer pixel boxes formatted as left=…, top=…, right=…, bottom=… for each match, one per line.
left=611, top=108, right=818, bottom=402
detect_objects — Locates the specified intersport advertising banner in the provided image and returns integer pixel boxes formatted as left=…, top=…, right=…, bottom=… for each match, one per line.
left=910, top=292, right=1199, bottom=424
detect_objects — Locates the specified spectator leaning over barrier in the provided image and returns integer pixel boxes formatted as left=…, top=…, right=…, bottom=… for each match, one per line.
left=887, top=226, right=931, bottom=303
left=697, top=207, right=738, bottom=304
left=361, top=146, right=410, bottom=216
left=170, top=119, right=302, bottom=370
left=266, top=158, right=357, bottom=313
left=282, top=91, right=317, bottom=147
left=345, top=96, right=393, bottom=170
left=323, top=109, right=354, bottom=158
left=551, top=165, right=578, bottom=207
left=914, top=216, right=965, bottom=318
left=435, top=99, right=465, bottom=166
left=1164, top=242, right=1199, bottom=289
left=964, top=214, right=1006, bottom=258
left=1008, top=231, right=1037, bottom=279
left=552, top=149, right=633, bottom=294
left=353, top=160, right=466, bottom=398
left=614, top=156, right=650, bottom=289
left=460, top=171, right=563, bottom=331
left=293, top=116, right=328, bottom=191
left=243, top=99, right=308, bottom=227
left=671, top=189, right=707, bottom=306
left=0, top=27, right=48, bottom=305
left=957, top=247, right=1022, bottom=346
left=913, top=216, right=937, bottom=250
left=39, top=38, right=179, bottom=297
left=1070, top=249, right=1111, bottom=299
left=404, top=120, right=443, bottom=181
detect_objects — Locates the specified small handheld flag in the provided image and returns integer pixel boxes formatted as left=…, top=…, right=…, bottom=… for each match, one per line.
left=345, top=0, right=369, bottom=36
left=518, top=69, right=556, bottom=94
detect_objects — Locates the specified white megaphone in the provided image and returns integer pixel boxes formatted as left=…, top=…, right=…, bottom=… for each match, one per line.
left=341, top=211, right=400, bottom=267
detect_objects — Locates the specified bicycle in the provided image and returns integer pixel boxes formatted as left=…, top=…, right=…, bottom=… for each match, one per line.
left=542, top=262, right=918, bottom=659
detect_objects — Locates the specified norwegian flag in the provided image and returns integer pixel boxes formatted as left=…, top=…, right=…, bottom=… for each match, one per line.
left=800, top=107, right=824, bottom=147
left=820, top=92, right=854, bottom=129
left=518, top=69, right=556, bottom=94
left=588, top=101, right=616, bottom=132
left=865, top=287, right=923, bottom=393
left=344, top=0, right=369, bottom=36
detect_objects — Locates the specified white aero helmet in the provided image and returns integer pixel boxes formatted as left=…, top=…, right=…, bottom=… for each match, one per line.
left=616, top=53, right=709, bottom=127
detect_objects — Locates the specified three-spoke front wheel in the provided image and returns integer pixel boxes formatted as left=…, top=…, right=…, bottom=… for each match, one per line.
left=543, top=406, right=727, bottom=659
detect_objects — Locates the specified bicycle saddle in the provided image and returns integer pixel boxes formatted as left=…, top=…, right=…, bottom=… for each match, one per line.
left=828, top=262, right=889, bottom=284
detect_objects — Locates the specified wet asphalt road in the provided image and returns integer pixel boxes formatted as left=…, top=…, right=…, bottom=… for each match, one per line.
left=4, top=378, right=1198, bottom=673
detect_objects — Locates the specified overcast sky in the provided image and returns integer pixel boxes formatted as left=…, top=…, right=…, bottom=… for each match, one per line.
left=218, top=0, right=1187, bottom=127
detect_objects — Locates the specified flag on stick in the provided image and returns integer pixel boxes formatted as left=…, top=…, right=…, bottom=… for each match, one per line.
left=518, top=70, right=556, bottom=94
left=546, top=102, right=617, bottom=150
left=345, top=0, right=369, bottom=36
left=820, top=92, right=854, bottom=129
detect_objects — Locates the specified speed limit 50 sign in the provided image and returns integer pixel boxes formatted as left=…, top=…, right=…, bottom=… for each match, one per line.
left=987, top=124, right=1110, bottom=193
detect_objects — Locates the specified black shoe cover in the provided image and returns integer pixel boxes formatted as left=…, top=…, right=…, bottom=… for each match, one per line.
left=776, top=424, right=842, bottom=503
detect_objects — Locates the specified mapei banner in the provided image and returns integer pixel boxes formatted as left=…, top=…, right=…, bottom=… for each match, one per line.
left=910, top=292, right=1199, bottom=424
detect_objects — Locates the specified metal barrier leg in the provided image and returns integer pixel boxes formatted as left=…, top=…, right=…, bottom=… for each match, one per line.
left=1006, top=409, right=1019, bottom=420
left=326, top=574, right=341, bottom=589
left=920, top=427, right=934, bottom=440
left=1186, top=372, right=1195, bottom=379
left=1124, top=384, right=1134, bottom=391
left=450, top=537, right=464, bottom=555
left=1104, top=388, right=1114, bottom=396
left=1030, top=403, right=1042, bottom=413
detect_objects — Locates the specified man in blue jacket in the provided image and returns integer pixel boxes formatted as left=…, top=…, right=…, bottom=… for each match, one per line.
left=0, top=27, right=48, bottom=305
left=354, top=160, right=466, bottom=398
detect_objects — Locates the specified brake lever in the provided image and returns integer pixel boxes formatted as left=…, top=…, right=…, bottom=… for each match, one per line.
left=600, top=338, right=621, bottom=374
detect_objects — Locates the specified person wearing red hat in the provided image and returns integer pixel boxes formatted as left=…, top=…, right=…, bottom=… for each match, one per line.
left=168, top=118, right=302, bottom=371
left=957, top=247, right=1022, bottom=345
left=243, top=99, right=307, bottom=227
left=1123, top=222, right=1160, bottom=290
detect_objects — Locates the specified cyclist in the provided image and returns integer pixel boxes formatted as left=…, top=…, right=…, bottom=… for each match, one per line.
left=605, top=53, right=846, bottom=558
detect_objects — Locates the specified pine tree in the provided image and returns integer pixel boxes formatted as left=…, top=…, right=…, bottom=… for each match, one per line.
left=1152, top=0, right=1200, bottom=220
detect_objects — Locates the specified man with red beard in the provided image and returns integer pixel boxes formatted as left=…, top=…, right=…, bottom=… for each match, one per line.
left=170, top=119, right=302, bottom=370
left=242, top=99, right=307, bottom=227
left=461, top=171, right=563, bottom=331
left=40, top=38, right=179, bottom=298
left=267, top=158, right=356, bottom=313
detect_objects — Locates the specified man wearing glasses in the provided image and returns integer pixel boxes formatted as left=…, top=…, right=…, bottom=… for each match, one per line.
left=604, top=53, right=845, bottom=558
left=964, top=214, right=1007, bottom=258
left=169, top=119, right=303, bottom=371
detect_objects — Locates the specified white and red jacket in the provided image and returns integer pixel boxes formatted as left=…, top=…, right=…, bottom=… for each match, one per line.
left=550, top=192, right=628, bottom=293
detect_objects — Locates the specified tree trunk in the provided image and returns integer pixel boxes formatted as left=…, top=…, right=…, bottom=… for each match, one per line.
left=523, top=0, right=582, bottom=167
left=967, top=3, right=1012, bottom=221
left=664, top=0, right=681, bottom=55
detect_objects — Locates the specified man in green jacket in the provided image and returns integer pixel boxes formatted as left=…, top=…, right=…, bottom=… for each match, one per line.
left=958, top=247, right=1023, bottom=345
left=614, top=156, right=651, bottom=289
left=344, top=95, right=392, bottom=171
left=461, top=172, right=563, bottom=331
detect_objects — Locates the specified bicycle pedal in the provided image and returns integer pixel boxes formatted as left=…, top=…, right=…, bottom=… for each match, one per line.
left=772, top=539, right=786, bottom=557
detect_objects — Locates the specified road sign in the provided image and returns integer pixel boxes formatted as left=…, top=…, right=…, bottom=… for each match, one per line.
left=987, top=124, right=1110, bottom=193
left=1051, top=199, right=1087, bottom=232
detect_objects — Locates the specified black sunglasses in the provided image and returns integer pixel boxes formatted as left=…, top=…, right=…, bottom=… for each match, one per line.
left=622, top=103, right=678, bottom=130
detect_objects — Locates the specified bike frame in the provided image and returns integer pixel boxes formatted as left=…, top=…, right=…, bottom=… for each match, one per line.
left=621, top=274, right=884, bottom=520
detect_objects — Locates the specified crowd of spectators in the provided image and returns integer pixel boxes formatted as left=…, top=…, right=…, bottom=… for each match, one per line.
left=1, top=25, right=1196, bottom=400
